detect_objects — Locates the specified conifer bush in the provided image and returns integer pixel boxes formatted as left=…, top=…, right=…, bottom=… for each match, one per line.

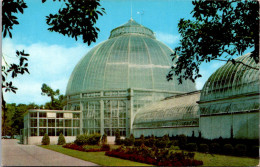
left=57, top=133, right=66, bottom=145
left=41, top=133, right=50, bottom=145
left=129, top=133, right=135, bottom=144
left=115, top=129, right=121, bottom=145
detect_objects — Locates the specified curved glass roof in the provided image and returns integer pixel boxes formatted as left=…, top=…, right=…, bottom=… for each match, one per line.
left=200, top=53, right=259, bottom=102
left=66, top=19, right=196, bottom=95
left=133, top=91, right=200, bottom=128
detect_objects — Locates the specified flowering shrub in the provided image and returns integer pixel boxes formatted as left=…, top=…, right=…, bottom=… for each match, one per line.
left=105, top=145, right=203, bottom=166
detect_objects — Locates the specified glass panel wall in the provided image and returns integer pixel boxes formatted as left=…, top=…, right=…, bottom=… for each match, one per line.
left=83, top=101, right=100, bottom=134
left=104, top=100, right=127, bottom=136
left=28, top=111, right=80, bottom=137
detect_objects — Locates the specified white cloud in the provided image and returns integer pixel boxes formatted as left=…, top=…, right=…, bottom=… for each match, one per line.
left=155, top=32, right=180, bottom=45
left=2, top=39, right=91, bottom=104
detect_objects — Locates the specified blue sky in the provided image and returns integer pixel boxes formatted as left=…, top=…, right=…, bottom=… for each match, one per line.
left=3, top=0, right=228, bottom=105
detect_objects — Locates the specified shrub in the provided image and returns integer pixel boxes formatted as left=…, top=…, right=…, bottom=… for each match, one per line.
left=101, top=144, right=110, bottom=151
left=186, top=143, right=198, bottom=151
left=74, top=134, right=89, bottom=146
left=87, top=133, right=101, bottom=145
left=41, top=133, right=50, bottom=145
left=134, top=139, right=144, bottom=147
left=129, top=134, right=135, bottom=144
left=140, top=134, right=145, bottom=141
left=101, top=133, right=107, bottom=144
left=115, top=129, right=121, bottom=145
left=57, top=133, right=66, bottom=145
left=162, top=134, right=170, bottom=142
left=223, top=144, right=234, bottom=155
left=210, top=143, right=220, bottom=153
left=124, top=138, right=134, bottom=146
left=234, top=144, right=247, bottom=156
left=155, top=139, right=167, bottom=148
left=74, top=133, right=101, bottom=145
left=178, top=134, right=187, bottom=149
left=199, top=144, right=209, bottom=153
left=248, top=145, right=259, bottom=157
left=115, top=138, right=123, bottom=145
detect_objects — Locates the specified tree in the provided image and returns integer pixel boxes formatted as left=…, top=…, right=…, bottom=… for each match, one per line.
left=41, top=83, right=65, bottom=110
left=167, top=0, right=259, bottom=83
left=2, top=0, right=105, bottom=112
left=42, top=133, right=50, bottom=145
left=57, top=133, right=66, bottom=145
left=2, top=103, right=15, bottom=136
left=3, top=0, right=105, bottom=44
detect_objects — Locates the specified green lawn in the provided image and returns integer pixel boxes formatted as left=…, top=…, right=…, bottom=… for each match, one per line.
left=194, top=152, right=259, bottom=166
left=40, top=145, right=259, bottom=166
left=40, top=145, right=151, bottom=166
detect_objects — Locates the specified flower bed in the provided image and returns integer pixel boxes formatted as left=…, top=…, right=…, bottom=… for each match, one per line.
left=105, top=145, right=203, bottom=166
left=63, top=143, right=110, bottom=152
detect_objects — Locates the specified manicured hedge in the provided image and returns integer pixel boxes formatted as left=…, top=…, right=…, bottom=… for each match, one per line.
left=74, top=133, right=101, bottom=145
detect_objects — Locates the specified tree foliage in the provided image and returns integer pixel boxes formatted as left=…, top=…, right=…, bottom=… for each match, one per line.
left=2, top=0, right=28, bottom=38
left=2, top=103, right=33, bottom=136
left=167, top=0, right=259, bottom=83
left=41, top=83, right=65, bottom=110
left=45, top=0, right=105, bottom=45
left=57, top=133, right=66, bottom=145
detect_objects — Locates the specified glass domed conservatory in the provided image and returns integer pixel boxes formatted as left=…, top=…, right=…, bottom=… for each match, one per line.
left=65, top=19, right=196, bottom=136
left=132, top=53, right=259, bottom=139
left=198, top=53, right=259, bottom=139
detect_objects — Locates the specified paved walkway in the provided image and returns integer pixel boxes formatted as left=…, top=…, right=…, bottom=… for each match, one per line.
left=1, top=139, right=99, bottom=166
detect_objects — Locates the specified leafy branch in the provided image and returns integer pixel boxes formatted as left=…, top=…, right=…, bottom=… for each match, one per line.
left=167, top=0, right=259, bottom=84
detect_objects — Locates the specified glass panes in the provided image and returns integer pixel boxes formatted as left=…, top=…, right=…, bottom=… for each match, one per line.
left=103, top=100, right=127, bottom=136
left=65, top=128, right=72, bottom=136
left=48, top=119, right=55, bottom=127
left=56, top=128, right=64, bottom=136
left=39, top=128, right=46, bottom=136
left=56, top=119, right=63, bottom=127
left=39, top=112, right=47, bottom=117
left=39, top=119, right=47, bottom=127
left=30, top=112, right=37, bottom=118
left=73, top=113, right=80, bottom=118
left=73, top=128, right=80, bottom=136
left=65, top=120, right=72, bottom=127
left=73, top=120, right=80, bottom=127
left=30, top=119, right=37, bottom=127
left=57, top=113, right=63, bottom=118
left=48, top=128, right=55, bottom=136
left=30, top=128, right=37, bottom=136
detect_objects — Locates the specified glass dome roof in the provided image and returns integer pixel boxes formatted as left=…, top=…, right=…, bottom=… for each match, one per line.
left=200, top=53, right=259, bottom=102
left=66, top=19, right=196, bottom=95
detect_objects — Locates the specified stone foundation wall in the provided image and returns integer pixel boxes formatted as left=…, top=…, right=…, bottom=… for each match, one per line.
left=27, top=136, right=76, bottom=145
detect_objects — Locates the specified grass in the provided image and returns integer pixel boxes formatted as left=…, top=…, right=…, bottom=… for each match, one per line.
left=173, top=150, right=259, bottom=166
left=40, top=145, right=259, bottom=166
left=194, top=152, right=259, bottom=166
left=40, top=145, right=151, bottom=166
